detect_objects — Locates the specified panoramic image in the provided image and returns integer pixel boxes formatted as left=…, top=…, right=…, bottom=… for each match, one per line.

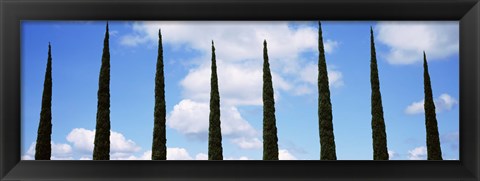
left=21, top=21, right=459, bottom=160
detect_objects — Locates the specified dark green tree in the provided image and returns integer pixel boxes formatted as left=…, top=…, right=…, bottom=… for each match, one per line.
left=423, top=51, right=443, bottom=160
left=317, top=22, right=337, bottom=160
left=262, top=40, right=279, bottom=160
left=152, top=29, right=167, bottom=160
left=93, top=22, right=111, bottom=160
left=370, top=27, right=389, bottom=160
left=208, top=41, right=223, bottom=160
left=35, top=42, right=53, bottom=160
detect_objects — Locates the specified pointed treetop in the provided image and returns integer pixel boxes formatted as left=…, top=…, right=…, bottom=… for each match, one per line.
left=106, top=21, right=109, bottom=30
left=318, top=21, right=322, bottom=31
left=263, top=39, right=267, bottom=46
left=212, top=40, right=214, bottom=46
left=158, top=28, right=161, bottom=36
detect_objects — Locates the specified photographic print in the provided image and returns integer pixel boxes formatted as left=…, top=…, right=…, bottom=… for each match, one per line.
left=21, top=21, right=459, bottom=160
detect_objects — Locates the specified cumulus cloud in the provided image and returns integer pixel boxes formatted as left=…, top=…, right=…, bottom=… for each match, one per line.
left=231, top=137, right=262, bottom=150
left=121, top=21, right=343, bottom=100
left=66, top=128, right=95, bottom=152
left=405, top=93, right=458, bottom=115
left=408, top=146, right=427, bottom=160
left=119, top=21, right=337, bottom=61
left=122, top=21, right=343, bottom=151
left=195, top=153, right=208, bottom=160
left=225, top=156, right=250, bottom=160
left=66, top=128, right=141, bottom=155
left=388, top=150, right=399, bottom=159
left=167, top=99, right=259, bottom=147
left=22, top=141, right=73, bottom=160
left=167, top=147, right=193, bottom=160
left=376, top=21, right=459, bottom=65
left=279, top=149, right=297, bottom=160
left=299, top=63, right=344, bottom=89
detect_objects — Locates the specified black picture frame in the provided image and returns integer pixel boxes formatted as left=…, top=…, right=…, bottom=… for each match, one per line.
left=1, top=0, right=479, bottom=180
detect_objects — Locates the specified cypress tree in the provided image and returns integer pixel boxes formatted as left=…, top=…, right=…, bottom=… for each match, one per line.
left=423, top=51, right=443, bottom=160
left=93, top=22, right=111, bottom=160
left=262, top=40, right=279, bottom=160
left=370, top=27, right=389, bottom=160
left=208, top=41, right=223, bottom=160
left=317, top=22, right=337, bottom=160
left=152, top=29, right=167, bottom=160
left=35, top=42, right=53, bottom=160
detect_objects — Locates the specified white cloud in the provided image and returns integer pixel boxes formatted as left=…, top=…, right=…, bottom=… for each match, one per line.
left=122, top=21, right=343, bottom=100
left=22, top=141, right=73, bottom=160
left=376, top=21, right=459, bottom=65
left=120, top=21, right=333, bottom=61
left=167, top=147, right=193, bottom=160
left=405, top=93, right=458, bottom=115
left=66, top=128, right=95, bottom=152
left=66, top=128, right=141, bottom=155
left=123, top=21, right=343, bottom=151
left=167, top=99, right=259, bottom=149
left=405, top=100, right=424, bottom=115
left=225, top=156, right=250, bottom=160
left=279, top=149, right=297, bottom=160
left=324, top=40, right=339, bottom=54
left=408, top=146, right=427, bottom=160
left=231, top=137, right=262, bottom=150
left=296, top=63, right=344, bottom=95
left=79, top=156, right=91, bottom=160
left=167, top=99, right=209, bottom=136
left=181, top=61, right=263, bottom=106
left=195, top=153, right=208, bottom=160
left=110, top=131, right=141, bottom=153
left=388, top=150, right=399, bottom=159
left=436, top=94, right=458, bottom=112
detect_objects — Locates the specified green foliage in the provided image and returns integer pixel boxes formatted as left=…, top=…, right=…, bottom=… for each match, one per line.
left=262, top=40, right=279, bottom=160
left=370, top=27, right=389, bottom=160
left=208, top=41, right=223, bottom=160
left=423, top=52, right=443, bottom=160
left=317, top=22, right=337, bottom=160
left=152, top=29, right=167, bottom=160
left=35, top=43, right=53, bottom=160
left=93, top=22, right=111, bottom=160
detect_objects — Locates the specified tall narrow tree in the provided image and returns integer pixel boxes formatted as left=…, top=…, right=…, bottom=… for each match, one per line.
left=93, top=22, right=111, bottom=160
left=262, top=40, right=279, bottom=160
left=208, top=41, right=223, bottom=160
left=370, top=27, right=389, bottom=160
left=423, top=51, right=443, bottom=160
left=317, top=22, right=337, bottom=160
left=152, top=29, right=167, bottom=160
left=35, top=42, right=53, bottom=160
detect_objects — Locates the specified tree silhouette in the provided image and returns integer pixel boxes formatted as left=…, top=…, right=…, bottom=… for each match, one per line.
left=262, top=40, right=279, bottom=160
left=93, top=22, right=111, bottom=160
left=370, top=27, right=389, bottom=160
left=423, top=51, right=443, bottom=160
left=318, top=22, right=337, bottom=160
left=208, top=41, right=223, bottom=160
left=152, top=29, right=167, bottom=160
left=35, top=42, right=53, bottom=160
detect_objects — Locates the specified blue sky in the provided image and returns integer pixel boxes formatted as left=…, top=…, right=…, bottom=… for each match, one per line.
left=21, top=21, right=459, bottom=160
